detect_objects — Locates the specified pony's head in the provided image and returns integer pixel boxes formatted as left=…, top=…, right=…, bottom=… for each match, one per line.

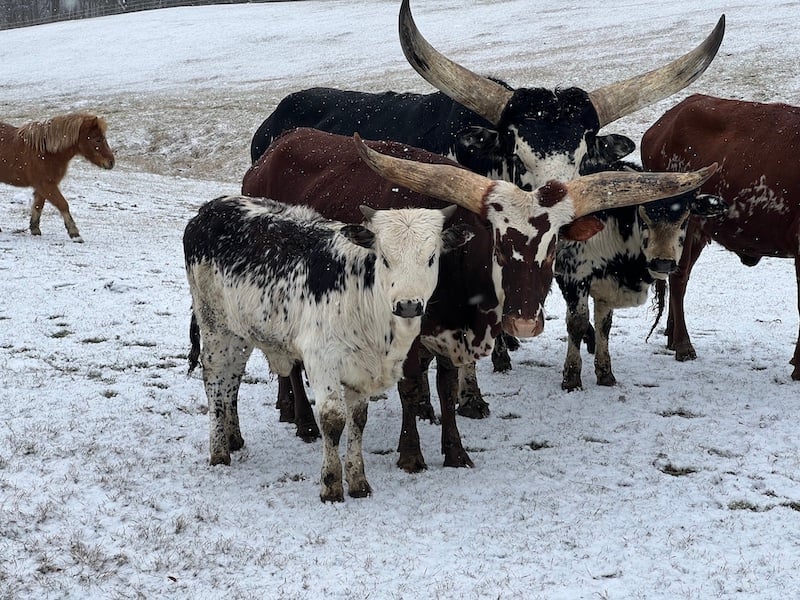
left=77, top=115, right=115, bottom=170
left=19, top=113, right=115, bottom=169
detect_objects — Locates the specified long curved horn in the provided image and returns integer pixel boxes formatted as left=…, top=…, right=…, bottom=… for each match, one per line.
left=354, top=133, right=496, bottom=214
left=399, top=0, right=512, bottom=125
left=589, top=15, right=725, bottom=127
left=566, top=163, right=718, bottom=217
left=355, top=134, right=717, bottom=220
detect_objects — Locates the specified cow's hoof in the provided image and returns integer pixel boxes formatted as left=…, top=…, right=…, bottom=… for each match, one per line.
left=227, top=433, right=244, bottom=451
left=30, top=228, right=42, bottom=236
left=70, top=235, right=84, bottom=243
left=674, top=345, right=697, bottom=361
left=443, top=447, right=474, bottom=469
left=321, top=474, right=344, bottom=502
left=296, top=423, right=321, bottom=443
left=457, top=397, right=490, bottom=419
left=791, top=365, right=800, bottom=381
left=348, top=481, right=373, bottom=498
left=561, top=373, right=582, bottom=391
left=596, top=372, right=617, bottom=387
left=209, top=453, right=231, bottom=466
left=397, top=452, right=427, bottom=474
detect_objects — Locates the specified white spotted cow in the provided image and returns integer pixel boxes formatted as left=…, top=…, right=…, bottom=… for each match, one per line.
left=184, top=195, right=465, bottom=502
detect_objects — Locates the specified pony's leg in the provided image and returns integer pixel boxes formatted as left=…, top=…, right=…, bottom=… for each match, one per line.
left=35, top=186, right=82, bottom=242
left=29, top=192, right=45, bottom=236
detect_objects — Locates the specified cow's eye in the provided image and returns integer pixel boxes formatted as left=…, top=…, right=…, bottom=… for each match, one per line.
left=382, top=255, right=390, bottom=268
left=428, top=253, right=436, bottom=267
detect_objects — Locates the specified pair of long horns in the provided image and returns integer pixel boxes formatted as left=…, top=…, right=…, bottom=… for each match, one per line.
left=399, top=0, right=725, bottom=128
left=353, top=133, right=717, bottom=218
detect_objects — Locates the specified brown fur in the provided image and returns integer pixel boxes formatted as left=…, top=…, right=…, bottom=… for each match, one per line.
left=0, top=112, right=114, bottom=240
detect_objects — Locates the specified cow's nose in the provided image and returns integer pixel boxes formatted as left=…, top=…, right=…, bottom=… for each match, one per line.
left=503, top=312, right=544, bottom=338
left=393, top=300, right=424, bottom=318
left=648, top=258, right=677, bottom=274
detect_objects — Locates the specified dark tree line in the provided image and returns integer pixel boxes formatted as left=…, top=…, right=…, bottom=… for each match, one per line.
left=0, top=0, right=280, bottom=30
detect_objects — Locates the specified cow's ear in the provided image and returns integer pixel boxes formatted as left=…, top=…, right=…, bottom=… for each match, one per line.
left=582, top=134, right=636, bottom=174
left=359, top=205, right=377, bottom=221
left=560, top=216, right=605, bottom=241
left=340, top=224, right=375, bottom=249
left=440, top=205, right=458, bottom=221
left=690, top=193, right=728, bottom=217
left=441, top=224, right=474, bottom=253
left=456, top=126, right=501, bottom=157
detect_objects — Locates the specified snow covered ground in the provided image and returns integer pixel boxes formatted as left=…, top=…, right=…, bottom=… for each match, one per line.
left=1, top=1, right=800, bottom=598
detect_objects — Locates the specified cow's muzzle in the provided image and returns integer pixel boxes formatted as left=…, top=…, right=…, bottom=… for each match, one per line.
left=647, top=258, right=678, bottom=278
left=503, top=312, right=544, bottom=338
left=393, top=300, right=425, bottom=318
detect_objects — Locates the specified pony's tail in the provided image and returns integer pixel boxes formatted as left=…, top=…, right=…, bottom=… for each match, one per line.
left=188, top=310, right=201, bottom=375
left=646, top=279, right=667, bottom=342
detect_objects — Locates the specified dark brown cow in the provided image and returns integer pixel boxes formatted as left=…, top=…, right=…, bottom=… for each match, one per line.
left=243, top=127, right=717, bottom=471
left=641, top=93, right=800, bottom=379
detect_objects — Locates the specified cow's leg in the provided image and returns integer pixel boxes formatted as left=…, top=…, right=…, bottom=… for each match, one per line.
left=308, top=369, right=345, bottom=503
left=396, top=342, right=428, bottom=473
left=436, top=354, right=474, bottom=468
left=792, top=258, right=800, bottom=380
left=200, top=333, right=253, bottom=466
left=276, top=375, right=295, bottom=423
left=343, top=388, right=371, bottom=498
left=34, top=186, right=82, bottom=241
left=457, top=361, right=490, bottom=419
left=398, top=344, right=436, bottom=423
left=667, top=221, right=707, bottom=360
left=562, top=290, right=590, bottom=391
left=593, top=301, right=616, bottom=386
left=288, top=363, right=320, bottom=442
left=491, top=333, right=513, bottom=372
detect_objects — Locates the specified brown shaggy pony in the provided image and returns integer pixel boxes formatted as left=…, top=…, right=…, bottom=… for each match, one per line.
left=0, top=113, right=115, bottom=242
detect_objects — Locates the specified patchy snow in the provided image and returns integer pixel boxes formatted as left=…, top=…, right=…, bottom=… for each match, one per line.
left=1, top=1, right=799, bottom=598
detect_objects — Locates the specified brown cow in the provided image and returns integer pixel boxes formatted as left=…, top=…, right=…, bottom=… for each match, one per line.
left=641, top=93, right=800, bottom=379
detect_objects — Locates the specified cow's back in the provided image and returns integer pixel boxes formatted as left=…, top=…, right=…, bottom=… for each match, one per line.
left=244, top=127, right=460, bottom=220
left=249, top=88, right=479, bottom=163
left=641, top=94, right=800, bottom=256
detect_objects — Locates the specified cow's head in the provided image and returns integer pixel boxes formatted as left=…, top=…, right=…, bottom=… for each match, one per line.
left=639, top=192, right=728, bottom=279
left=354, top=133, right=718, bottom=338
left=340, top=204, right=468, bottom=320
left=399, top=0, right=724, bottom=188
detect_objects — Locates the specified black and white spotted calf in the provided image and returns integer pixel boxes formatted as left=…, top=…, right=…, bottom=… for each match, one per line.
left=184, top=196, right=464, bottom=502
left=554, top=168, right=727, bottom=391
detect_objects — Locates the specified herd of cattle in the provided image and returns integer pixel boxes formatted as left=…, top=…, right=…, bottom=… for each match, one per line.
left=6, top=1, right=800, bottom=502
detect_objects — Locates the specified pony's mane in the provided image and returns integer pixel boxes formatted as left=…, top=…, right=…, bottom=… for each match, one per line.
left=16, top=113, right=107, bottom=154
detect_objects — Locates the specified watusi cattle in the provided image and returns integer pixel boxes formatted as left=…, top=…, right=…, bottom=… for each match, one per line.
left=248, top=0, right=725, bottom=418
left=242, top=129, right=718, bottom=471
left=184, top=195, right=465, bottom=502
left=250, top=0, right=724, bottom=194
left=554, top=160, right=728, bottom=390
left=641, top=93, right=800, bottom=380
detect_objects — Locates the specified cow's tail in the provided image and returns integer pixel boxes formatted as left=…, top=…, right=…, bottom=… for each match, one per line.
left=188, top=310, right=201, bottom=375
left=646, top=279, right=667, bottom=342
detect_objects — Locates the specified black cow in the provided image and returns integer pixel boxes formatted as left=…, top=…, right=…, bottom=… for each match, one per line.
left=251, top=1, right=723, bottom=195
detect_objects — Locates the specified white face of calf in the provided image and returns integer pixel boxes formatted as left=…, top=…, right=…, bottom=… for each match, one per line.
left=352, top=206, right=457, bottom=320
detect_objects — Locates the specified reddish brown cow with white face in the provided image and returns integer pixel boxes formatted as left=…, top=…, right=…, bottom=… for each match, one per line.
left=641, top=94, right=800, bottom=379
